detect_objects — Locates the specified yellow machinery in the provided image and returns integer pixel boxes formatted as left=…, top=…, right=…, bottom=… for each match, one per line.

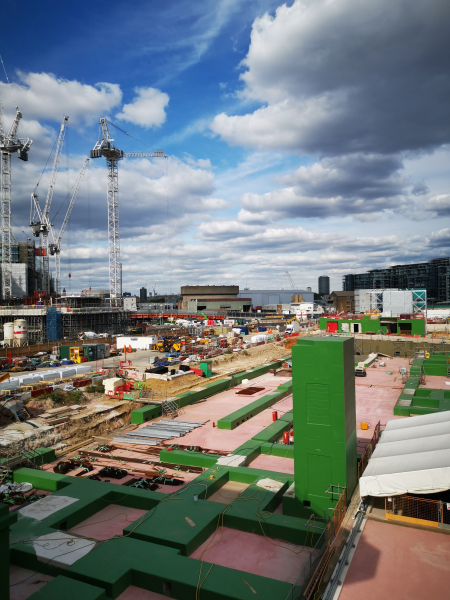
left=0, top=372, right=10, bottom=384
left=70, top=347, right=84, bottom=363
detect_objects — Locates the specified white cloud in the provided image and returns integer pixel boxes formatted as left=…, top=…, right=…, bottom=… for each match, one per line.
left=210, top=0, right=450, bottom=156
left=116, top=87, right=169, bottom=128
left=1, top=72, right=122, bottom=126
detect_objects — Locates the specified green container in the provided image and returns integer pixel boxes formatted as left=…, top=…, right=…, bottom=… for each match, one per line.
left=83, top=344, right=98, bottom=361
left=59, top=345, right=71, bottom=360
left=200, top=360, right=212, bottom=378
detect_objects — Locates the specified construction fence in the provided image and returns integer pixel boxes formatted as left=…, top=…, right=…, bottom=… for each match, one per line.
left=385, top=495, right=450, bottom=528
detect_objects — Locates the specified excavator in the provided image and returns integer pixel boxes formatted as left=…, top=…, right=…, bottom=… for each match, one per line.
left=156, top=337, right=182, bottom=353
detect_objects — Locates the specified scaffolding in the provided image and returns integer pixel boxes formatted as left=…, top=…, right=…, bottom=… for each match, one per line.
left=61, top=309, right=132, bottom=340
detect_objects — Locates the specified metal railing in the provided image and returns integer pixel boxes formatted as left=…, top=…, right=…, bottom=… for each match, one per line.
left=358, top=421, right=382, bottom=479
left=385, top=495, right=450, bottom=526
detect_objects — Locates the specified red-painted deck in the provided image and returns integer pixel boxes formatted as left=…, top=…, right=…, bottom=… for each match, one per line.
left=340, top=520, right=450, bottom=600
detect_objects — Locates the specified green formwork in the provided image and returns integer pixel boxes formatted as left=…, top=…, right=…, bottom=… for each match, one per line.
left=28, top=576, right=106, bottom=600
left=159, top=448, right=221, bottom=468
left=9, top=468, right=318, bottom=600
left=252, top=410, right=293, bottom=443
left=172, top=357, right=290, bottom=411
left=261, top=442, right=294, bottom=459
left=131, top=405, right=161, bottom=424
left=217, top=382, right=292, bottom=430
left=291, top=337, right=357, bottom=518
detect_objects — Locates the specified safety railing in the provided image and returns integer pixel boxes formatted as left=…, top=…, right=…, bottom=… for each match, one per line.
left=385, top=495, right=449, bottom=527
left=358, top=421, right=382, bottom=479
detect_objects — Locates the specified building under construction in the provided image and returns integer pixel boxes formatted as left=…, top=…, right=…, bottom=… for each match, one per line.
left=0, top=296, right=132, bottom=344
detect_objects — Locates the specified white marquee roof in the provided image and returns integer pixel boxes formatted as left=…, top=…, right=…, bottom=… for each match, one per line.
left=360, top=411, right=450, bottom=497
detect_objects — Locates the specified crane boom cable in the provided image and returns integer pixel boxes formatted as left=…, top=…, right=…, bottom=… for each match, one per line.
left=0, top=55, right=18, bottom=110
left=104, top=118, right=158, bottom=150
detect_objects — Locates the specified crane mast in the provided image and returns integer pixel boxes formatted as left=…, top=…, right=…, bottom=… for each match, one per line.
left=49, top=158, right=89, bottom=296
left=90, top=117, right=167, bottom=305
left=0, top=95, right=32, bottom=300
left=41, top=116, right=68, bottom=294
left=285, top=270, right=298, bottom=290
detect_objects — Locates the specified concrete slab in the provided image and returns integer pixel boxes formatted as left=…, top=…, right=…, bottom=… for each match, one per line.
left=68, top=504, right=147, bottom=541
left=19, top=495, right=79, bottom=521
left=340, top=519, right=450, bottom=600
left=208, top=481, right=249, bottom=505
left=32, top=532, right=96, bottom=568
left=9, top=565, right=54, bottom=600
left=422, top=376, right=450, bottom=390
left=190, top=526, right=310, bottom=584
left=249, top=454, right=294, bottom=474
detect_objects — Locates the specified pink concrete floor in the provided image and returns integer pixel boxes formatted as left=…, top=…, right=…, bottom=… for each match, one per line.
left=248, top=453, right=294, bottom=474
left=208, top=481, right=249, bottom=504
left=190, top=526, right=310, bottom=584
left=355, top=357, right=408, bottom=443
left=68, top=504, right=147, bottom=541
left=340, top=520, right=450, bottom=600
left=9, top=566, right=54, bottom=600
left=116, top=586, right=169, bottom=600
left=137, top=373, right=295, bottom=453
left=422, top=375, right=450, bottom=390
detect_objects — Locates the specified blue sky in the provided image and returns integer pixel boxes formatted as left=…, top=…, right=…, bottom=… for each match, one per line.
left=1, top=0, right=449, bottom=295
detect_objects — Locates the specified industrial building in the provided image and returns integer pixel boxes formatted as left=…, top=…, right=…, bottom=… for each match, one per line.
left=329, top=290, right=355, bottom=312
left=238, top=288, right=314, bottom=309
left=343, top=257, right=450, bottom=304
left=181, top=285, right=239, bottom=310
left=318, top=275, right=330, bottom=296
left=354, top=288, right=427, bottom=315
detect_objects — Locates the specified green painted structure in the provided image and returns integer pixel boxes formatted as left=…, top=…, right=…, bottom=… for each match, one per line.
left=4, top=352, right=356, bottom=599
left=200, top=360, right=213, bottom=378
left=131, top=405, right=161, bottom=424
left=319, top=314, right=425, bottom=336
left=0, top=502, right=17, bottom=600
left=291, top=337, right=357, bottom=518
left=217, top=382, right=292, bottom=430
left=394, top=354, right=450, bottom=416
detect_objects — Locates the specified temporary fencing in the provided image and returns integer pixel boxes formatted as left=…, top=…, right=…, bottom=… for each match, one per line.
left=358, top=421, right=382, bottom=479
left=385, top=495, right=450, bottom=527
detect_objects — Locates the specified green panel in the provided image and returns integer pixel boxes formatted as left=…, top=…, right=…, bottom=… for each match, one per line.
left=292, top=337, right=357, bottom=517
left=307, top=454, right=331, bottom=499
left=131, top=405, right=161, bottom=424
left=252, top=411, right=293, bottom=443
left=27, top=576, right=106, bottom=600
left=13, top=468, right=69, bottom=492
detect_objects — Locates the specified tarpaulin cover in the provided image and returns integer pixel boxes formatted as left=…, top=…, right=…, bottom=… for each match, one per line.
left=360, top=411, right=450, bottom=497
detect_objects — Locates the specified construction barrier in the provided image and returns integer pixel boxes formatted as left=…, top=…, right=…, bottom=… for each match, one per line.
left=385, top=495, right=449, bottom=527
left=358, top=421, right=382, bottom=479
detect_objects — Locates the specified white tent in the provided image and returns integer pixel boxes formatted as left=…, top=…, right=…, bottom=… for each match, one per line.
left=360, top=411, right=450, bottom=497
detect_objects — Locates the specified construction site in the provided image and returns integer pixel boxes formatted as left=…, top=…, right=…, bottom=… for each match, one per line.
left=0, top=38, right=450, bottom=600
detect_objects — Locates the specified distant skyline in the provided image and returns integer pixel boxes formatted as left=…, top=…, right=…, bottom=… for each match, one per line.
left=1, top=0, right=449, bottom=295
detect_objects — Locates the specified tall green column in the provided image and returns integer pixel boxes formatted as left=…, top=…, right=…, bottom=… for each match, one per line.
left=292, top=337, right=357, bottom=518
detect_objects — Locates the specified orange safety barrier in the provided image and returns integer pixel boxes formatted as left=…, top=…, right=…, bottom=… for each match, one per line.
left=385, top=495, right=447, bottom=527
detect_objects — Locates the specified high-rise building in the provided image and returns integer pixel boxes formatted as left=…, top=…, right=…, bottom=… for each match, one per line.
left=343, top=258, right=450, bottom=304
left=139, top=287, right=147, bottom=303
left=318, top=275, right=330, bottom=296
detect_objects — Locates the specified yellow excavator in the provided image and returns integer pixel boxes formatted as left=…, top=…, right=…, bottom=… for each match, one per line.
left=156, top=338, right=182, bottom=353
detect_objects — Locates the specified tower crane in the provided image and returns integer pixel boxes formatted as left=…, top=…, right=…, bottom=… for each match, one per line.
left=49, top=158, right=89, bottom=296
left=30, top=115, right=68, bottom=294
left=90, top=118, right=167, bottom=304
left=285, top=270, right=298, bottom=290
left=0, top=95, right=32, bottom=300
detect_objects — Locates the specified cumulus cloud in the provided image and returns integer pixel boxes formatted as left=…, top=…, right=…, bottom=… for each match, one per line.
left=116, top=87, right=169, bottom=128
left=425, top=195, right=450, bottom=216
left=237, top=153, right=407, bottom=220
left=0, top=72, right=122, bottom=126
left=210, top=0, right=450, bottom=156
